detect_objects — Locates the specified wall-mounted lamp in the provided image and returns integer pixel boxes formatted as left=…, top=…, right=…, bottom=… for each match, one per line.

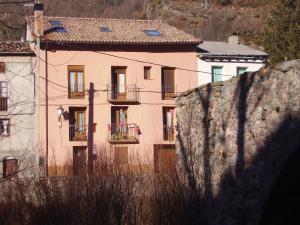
left=57, top=105, right=64, bottom=127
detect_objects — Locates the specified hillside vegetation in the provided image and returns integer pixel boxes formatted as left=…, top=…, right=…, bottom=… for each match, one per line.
left=0, top=0, right=273, bottom=44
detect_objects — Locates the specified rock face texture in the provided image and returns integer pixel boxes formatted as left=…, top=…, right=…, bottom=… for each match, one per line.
left=176, top=60, right=300, bottom=225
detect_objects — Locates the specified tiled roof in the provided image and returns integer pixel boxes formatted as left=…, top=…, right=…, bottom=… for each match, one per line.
left=27, top=16, right=201, bottom=45
left=0, top=41, right=34, bottom=55
left=198, top=41, right=268, bottom=57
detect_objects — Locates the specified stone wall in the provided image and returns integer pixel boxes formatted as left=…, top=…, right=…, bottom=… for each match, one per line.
left=176, top=60, right=300, bottom=225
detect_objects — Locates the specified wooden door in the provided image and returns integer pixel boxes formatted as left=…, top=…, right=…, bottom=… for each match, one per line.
left=112, top=107, right=127, bottom=134
left=73, top=147, right=87, bottom=176
left=154, top=144, right=177, bottom=174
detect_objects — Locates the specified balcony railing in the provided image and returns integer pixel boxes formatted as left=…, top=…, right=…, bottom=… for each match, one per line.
left=68, top=85, right=85, bottom=99
left=108, top=123, right=139, bottom=143
left=0, top=97, right=8, bottom=111
left=163, top=125, right=175, bottom=141
left=107, top=84, right=139, bottom=103
left=69, top=125, right=88, bottom=141
left=162, top=86, right=176, bottom=100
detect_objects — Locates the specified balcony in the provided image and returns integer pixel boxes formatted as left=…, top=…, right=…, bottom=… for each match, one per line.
left=162, top=86, right=176, bottom=100
left=163, top=125, right=175, bottom=141
left=0, top=97, right=8, bottom=111
left=69, top=125, right=88, bottom=141
left=107, top=84, right=140, bottom=104
left=68, top=85, right=85, bottom=99
left=108, top=123, right=139, bottom=144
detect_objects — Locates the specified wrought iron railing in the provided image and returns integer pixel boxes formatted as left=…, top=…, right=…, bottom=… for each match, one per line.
left=0, top=97, right=8, bottom=111
left=107, top=123, right=139, bottom=143
left=69, top=125, right=88, bottom=141
left=68, top=85, right=85, bottom=98
left=162, top=86, right=176, bottom=100
left=107, top=84, right=139, bottom=103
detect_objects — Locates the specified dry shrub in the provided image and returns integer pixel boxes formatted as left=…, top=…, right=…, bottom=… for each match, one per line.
left=0, top=156, right=202, bottom=225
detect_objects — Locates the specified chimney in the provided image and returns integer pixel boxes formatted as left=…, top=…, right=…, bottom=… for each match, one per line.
left=34, top=3, right=44, bottom=37
left=228, top=33, right=239, bottom=44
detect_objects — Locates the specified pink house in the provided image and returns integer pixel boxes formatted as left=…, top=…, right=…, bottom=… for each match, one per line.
left=27, top=3, right=200, bottom=175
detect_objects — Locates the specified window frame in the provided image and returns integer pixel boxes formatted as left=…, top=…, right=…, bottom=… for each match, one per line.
left=0, top=62, right=5, bottom=73
left=0, top=118, right=10, bottom=137
left=236, top=67, right=248, bottom=76
left=144, top=66, right=152, bottom=80
left=3, top=157, right=18, bottom=178
left=68, top=65, right=85, bottom=99
left=211, top=66, right=223, bottom=82
left=0, top=81, right=8, bottom=111
left=161, top=67, right=176, bottom=100
left=162, top=107, right=175, bottom=141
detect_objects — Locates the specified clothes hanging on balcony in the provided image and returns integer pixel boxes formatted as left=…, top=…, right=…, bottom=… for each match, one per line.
left=120, top=109, right=126, bottom=133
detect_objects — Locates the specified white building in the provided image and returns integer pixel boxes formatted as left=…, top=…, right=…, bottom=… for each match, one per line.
left=0, top=41, right=38, bottom=178
left=197, top=35, right=268, bottom=86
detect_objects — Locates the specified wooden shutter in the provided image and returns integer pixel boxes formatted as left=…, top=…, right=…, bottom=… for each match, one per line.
left=3, top=158, right=18, bottom=177
left=154, top=144, right=176, bottom=174
left=0, top=62, right=5, bottom=73
left=73, top=147, right=87, bottom=176
left=162, top=68, right=175, bottom=99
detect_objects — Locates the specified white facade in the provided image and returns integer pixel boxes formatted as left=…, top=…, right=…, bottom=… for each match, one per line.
left=0, top=55, right=38, bottom=178
left=197, top=58, right=265, bottom=86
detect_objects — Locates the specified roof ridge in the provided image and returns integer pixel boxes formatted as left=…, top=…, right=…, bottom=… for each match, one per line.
left=43, top=16, right=163, bottom=22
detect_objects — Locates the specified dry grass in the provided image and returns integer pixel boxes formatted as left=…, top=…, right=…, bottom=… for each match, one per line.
left=0, top=157, right=202, bottom=225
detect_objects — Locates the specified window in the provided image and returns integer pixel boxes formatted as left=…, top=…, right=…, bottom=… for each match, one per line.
left=49, top=20, right=67, bottom=33
left=114, top=146, right=128, bottom=165
left=212, top=66, right=222, bottom=82
left=0, top=81, right=8, bottom=111
left=100, top=26, right=111, bottom=32
left=237, top=67, right=248, bottom=75
left=111, top=67, right=127, bottom=100
left=0, top=119, right=9, bottom=136
left=163, top=107, right=175, bottom=141
left=68, top=66, right=85, bottom=99
left=69, top=107, right=87, bottom=141
left=144, top=30, right=162, bottom=37
left=73, top=146, right=87, bottom=176
left=161, top=67, right=175, bottom=100
left=3, top=157, right=18, bottom=177
left=0, top=62, right=5, bottom=73
left=144, top=66, right=151, bottom=80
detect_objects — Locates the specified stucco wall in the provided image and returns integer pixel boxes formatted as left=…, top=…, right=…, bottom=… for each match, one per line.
left=198, top=58, right=265, bottom=86
left=37, top=47, right=198, bottom=170
left=0, top=56, right=38, bottom=177
left=176, top=60, right=300, bottom=225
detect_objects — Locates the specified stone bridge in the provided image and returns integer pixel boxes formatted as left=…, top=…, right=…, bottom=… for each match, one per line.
left=176, top=60, right=300, bottom=225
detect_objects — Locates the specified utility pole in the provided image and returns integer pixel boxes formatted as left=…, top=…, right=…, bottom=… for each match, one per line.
left=87, top=82, right=95, bottom=175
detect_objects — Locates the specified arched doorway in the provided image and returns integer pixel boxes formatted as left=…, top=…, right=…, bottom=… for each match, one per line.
left=261, top=147, right=300, bottom=225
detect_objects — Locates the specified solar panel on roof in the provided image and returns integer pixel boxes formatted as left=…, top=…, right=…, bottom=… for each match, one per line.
left=100, top=27, right=112, bottom=32
left=143, top=30, right=161, bottom=37
left=49, top=20, right=67, bottom=33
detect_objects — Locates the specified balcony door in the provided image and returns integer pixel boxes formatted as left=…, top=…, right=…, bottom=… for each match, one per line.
left=111, top=107, right=128, bottom=132
left=162, top=68, right=175, bottom=100
left=69, top=107, right=87, bottom=141
left=112, top=67, right=126, bottom=100
left=163, top=107, right=175, bottom=141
